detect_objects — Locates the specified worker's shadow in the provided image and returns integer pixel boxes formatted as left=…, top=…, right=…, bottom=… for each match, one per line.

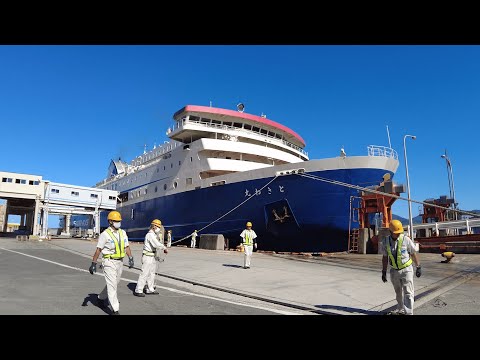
left=222, top=264, right=244, bottom=269
left=81, top=293, right=110, bottom=314
left=314, top=304, right=378, bottom=315
left=126, top=283, right=137, bottom=293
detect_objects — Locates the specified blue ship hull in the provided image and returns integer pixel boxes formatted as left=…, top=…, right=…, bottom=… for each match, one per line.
left=77, top=168, right=392, bottom=253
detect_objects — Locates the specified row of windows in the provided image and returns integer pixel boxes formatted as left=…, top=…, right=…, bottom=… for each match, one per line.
left=187, top=116, right=284, bottom=140
left=106, top=158, right=193, bottom=191
left=2, top=177, right=40, bottom=185
left=127, top=178, right=194, bottom=200
left=50, top=188, right=113, bottom=200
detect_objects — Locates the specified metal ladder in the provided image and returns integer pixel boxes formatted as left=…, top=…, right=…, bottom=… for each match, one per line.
left=349, top=229, right=359, bottom=253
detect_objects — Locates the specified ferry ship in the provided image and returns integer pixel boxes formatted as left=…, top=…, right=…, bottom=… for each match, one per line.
left=73, top=104, right=399, bottom=252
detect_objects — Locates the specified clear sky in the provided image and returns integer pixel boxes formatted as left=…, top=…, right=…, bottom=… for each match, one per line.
left=1, top=45, right=479, bottom=226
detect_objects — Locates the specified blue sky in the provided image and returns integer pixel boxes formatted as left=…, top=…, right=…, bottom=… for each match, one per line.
left=1, top=45, right=479, bottom=226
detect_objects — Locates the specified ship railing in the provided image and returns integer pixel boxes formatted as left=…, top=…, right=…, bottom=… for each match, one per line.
left=129, top=141, right=180, bottom=167
left=179, top=118, right=309, bottom=157
left=367, top=145, right=398, bottom=160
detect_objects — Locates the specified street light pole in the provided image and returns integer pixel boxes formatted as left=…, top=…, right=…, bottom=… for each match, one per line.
left=441, top=150, right=453, bottom=201
left=403, top=134, right=416, bottom=240
left=441, top=151, right=457, bottom=221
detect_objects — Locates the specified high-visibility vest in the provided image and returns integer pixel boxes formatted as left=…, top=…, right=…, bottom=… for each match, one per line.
left=103, top=228, right=126, bottom=259
left=243, top=230, right=254, bottom=246
left=386, top=234, right=413, bottom=270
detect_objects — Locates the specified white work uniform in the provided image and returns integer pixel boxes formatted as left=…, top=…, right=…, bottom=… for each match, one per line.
left=167, top=232, right=172, bottom=248
left=135, top=230, right=166, bottom=294
left=191, top=231, right=197, bottom=248
left=96, top=227, right=129, bottom=313
left=382, top=234, right=417, bottom=315
left=240, top=229, right=257, bottom=268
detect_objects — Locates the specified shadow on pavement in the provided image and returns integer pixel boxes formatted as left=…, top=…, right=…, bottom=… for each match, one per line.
left=126, top=282, right=137, bottom=292
left=82, top=293, right=110, bottom=314
left=315, top=304, right=379, bottom=315
left=222, top=264, right=244, bottom=268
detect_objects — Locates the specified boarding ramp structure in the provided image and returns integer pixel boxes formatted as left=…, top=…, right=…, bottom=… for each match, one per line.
left=40, top=181, right=118, bottom=238
left=0, top=171, right=118, bottom=238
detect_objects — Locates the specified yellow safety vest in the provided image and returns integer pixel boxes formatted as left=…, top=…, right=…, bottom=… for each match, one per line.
left=386, top=234, right=413, bottom=270
left=243, top=230, right=254, bottom=246
left=103, top=228, right=126, bottom=259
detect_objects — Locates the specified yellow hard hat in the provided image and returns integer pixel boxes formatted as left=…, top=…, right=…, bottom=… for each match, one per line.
left=151, top=219, right=162, bottom=227
left=246, top=222, right=252, bottom=227
left=107, top=211, right=122, bottom=222
left=442, top=251, right=455, bottom=259
left=389, top=219, right=403, bottom=234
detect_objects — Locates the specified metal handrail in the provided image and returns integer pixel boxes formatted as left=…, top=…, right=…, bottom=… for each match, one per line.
left=178, top=119, right=309, bottom=157
left=367, top=145, right=398, bottom=160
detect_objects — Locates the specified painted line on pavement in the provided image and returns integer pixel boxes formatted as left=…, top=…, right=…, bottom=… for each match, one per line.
left=0, top=247, right=301, bottom=315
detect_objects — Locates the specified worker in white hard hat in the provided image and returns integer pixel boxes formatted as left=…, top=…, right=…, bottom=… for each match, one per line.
left=191, top=229, right=198, bottom=248
left=240, top=221, right=257, bottom=269
left=381, top=219, right=422, bottom=315
left=134, top=219, right=168, bottom=297
left=89, top=210, right=134, bottom=315
left=166, top=230, right=172, bottom=248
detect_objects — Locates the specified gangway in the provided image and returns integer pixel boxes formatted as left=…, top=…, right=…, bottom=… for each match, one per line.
left=40, top=181, right=118, bottom=238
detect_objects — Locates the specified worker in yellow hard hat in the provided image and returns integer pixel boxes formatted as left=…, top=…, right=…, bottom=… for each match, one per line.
left=134, top=219, right=168, bottom=297
left=381, top=219, right=422, bottom=315
left=191, top=229, right=198, bottom=248
left=441, top=251, right=455, bottom=263
left=240, top=221, right=257, bottom=269
left=89, top=210, right=134, bottom=315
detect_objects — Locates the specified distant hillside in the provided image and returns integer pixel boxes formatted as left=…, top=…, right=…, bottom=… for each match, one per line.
left=392, top=214, right=409, bottom=224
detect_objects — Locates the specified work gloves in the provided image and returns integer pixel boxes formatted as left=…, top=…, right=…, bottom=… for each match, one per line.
left=381, top=270, right=387, bottom=283
left=128, top=257, right=134, bottom=268
left=416, top=266, right=422, bottom=278
left=89, top=262, right=97, bottom=275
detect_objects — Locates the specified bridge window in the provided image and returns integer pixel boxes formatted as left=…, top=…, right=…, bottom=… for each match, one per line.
left=260, top=128, right=268, bottom=135
left=90, top=194, right=98, bottom=198
left=252, top=126, right=260, bottom=133
left=233, top=122, right=242, bottom=128
left=108, top=196, right=115, bottom=200
left=71, top=191, right=79, bottom=196
left=244, top=124, right=252, bottom=130
left=51, top=189, right=59, bottom=194
left=15, top=179, right=27, bottom=184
